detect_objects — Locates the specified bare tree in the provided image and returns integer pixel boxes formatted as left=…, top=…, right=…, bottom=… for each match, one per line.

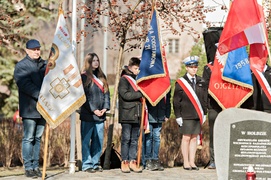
left=76, top=0, right=217, bottom=169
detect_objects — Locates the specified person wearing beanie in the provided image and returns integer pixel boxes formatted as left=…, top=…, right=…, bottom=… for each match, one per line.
left=14, top=39, right=47, bottom=178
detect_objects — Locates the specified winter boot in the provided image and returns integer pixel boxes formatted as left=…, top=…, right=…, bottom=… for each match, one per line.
left=153, top=159, right=164, bottom=171
left=129, top=160, right=143, bottom=173
left=145, top=159, right=158, bottom=171
left=121, top=160, right=130, bottom=173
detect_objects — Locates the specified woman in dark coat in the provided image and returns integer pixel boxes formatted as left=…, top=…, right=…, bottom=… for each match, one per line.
left=80, top=53, right=110, bottom=173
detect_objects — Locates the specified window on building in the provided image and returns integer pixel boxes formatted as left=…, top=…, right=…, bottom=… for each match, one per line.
left=168, top=39, right=179, bottom=53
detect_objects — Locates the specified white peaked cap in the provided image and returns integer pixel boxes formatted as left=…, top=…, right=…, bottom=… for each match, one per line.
left=182, top=56, right=199, bottom=65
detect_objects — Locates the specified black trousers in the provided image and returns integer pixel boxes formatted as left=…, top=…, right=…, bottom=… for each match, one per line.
left=208, top=109, right=221, bottom=163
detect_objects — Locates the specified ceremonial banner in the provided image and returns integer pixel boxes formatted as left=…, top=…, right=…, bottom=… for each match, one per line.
left=214, top=0, right=271, bottom=106
left=208, top=49, right=253, bottom=109
left=218, top=0, right=266, bottom=55
left=136, top=9, right=170, bottom=106
left=37, top=13, right=86, bottom=129
left=222, top=46, right=253, bottom=88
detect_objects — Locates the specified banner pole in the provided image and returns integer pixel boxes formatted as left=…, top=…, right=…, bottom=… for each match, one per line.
left=69, top=0, right=77, bottom=174
left=42, top=124, right=49, bottom=180
left=69, top=113, right=76, bottom=174
left=137, top=97, right=146, bottom=167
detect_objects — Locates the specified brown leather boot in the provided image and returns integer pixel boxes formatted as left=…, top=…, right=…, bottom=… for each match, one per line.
left=129, top=160, right=143, bottom=173
left=121, top=160, right=130, bottom=173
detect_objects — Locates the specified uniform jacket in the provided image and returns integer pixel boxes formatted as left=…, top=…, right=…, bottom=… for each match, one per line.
left=118, top=68, right=143, bottom=124
left=147, top=91, right=171, bottom=124
left=261, top=65, right=271, bottom=112
left=14, top=55, right=47, bottom=119
left=241, top=66, right=271, bottom=111
left=80, top=72, right=110, bottom=122
left=173, top=74, right=207, bottom=120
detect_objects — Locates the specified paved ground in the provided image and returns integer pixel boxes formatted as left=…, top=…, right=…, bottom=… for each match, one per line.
left=0, top=167, right=217, bottom=180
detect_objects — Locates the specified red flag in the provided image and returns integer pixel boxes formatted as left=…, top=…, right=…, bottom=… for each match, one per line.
left=216, top=0, right=271, bottom=106
left=208, top=50, right=253, bottom=109
left=137, top=47, right=170, bottom=106
left=218, top=0, right=266, bottom=55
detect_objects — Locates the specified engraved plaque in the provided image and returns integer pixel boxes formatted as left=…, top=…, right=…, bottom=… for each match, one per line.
left=229, top=120, right=271, bottom=180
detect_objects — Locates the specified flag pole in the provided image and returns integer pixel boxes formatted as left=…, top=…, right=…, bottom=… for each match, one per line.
left=41, top=4, right=65, bottom=179
left=136, top=1, right=154, bottom=167
left=69, top=0, right=77, bottom=174
left=42, top=124, right=49, bottom=180
left=137, top=97, right=146, bottom=167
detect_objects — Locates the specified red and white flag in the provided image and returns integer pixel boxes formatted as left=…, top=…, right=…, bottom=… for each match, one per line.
left=37, top=13, right=86, bottom=129
left=217, top=0, right=271, bottom=104
left=218, top=0, right=267, bottom=57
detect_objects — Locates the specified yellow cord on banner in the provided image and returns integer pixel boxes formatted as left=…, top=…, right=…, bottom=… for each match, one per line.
left=58, top=1, right=64, bottom=17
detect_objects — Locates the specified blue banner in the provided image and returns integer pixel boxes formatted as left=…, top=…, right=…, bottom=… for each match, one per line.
left=222, top=46, right=253, bottom=87
left=136, top=10, right=165, bottom=81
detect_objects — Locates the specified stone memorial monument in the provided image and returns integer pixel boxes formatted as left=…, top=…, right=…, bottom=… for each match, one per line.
left=214, top=108, right=271, bottom=180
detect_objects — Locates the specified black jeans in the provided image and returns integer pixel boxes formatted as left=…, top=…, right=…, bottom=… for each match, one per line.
left=121, top=123, right=140, bottom=161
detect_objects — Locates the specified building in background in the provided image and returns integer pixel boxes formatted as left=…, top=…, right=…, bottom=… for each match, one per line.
left=34, top=1, right=215, bottom=84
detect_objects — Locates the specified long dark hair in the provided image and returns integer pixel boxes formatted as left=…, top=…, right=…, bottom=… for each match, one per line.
left=82, top=53, right=109, bottom=93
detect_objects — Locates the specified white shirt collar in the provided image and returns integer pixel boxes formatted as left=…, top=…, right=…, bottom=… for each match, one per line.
left=187, top=73, right=196, bottom=82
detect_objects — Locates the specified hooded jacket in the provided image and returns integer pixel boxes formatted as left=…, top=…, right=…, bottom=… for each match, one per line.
left=118, top=68, right=143, bottom=124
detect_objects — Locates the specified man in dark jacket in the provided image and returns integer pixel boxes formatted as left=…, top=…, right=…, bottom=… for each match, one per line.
left=262, top=64, right=271, bottom=113
left=252, top=64, right=271, bottom=113
left=202, top=62, right=222, bottom=169
left=14, top=39, right=47, bottom=178
left=118, top=57, right=143, bottom=173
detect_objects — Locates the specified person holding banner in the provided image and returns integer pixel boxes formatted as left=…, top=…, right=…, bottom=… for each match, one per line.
left=173, top=56, right=207, bottom=171
left=202, top=62, right=222, bottom=169
left=118, top=57, right=143, bottom=173
left=14, top=39, right=47, bottom=178
left=143, top=92, right=171, bottom=171
left=80, top=53, right=110, bottom=173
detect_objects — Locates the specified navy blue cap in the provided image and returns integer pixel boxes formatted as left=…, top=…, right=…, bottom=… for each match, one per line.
left=26, top=39, right=41, bottom=49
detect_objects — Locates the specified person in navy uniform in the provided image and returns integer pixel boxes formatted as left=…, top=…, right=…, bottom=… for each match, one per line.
left=173, top=56, right=207, bottom=171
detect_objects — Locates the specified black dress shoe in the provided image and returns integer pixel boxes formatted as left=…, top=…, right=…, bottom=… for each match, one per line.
left=183, top=166, right=192, bottom=170
left=191, top=166, right=199, bottom=171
